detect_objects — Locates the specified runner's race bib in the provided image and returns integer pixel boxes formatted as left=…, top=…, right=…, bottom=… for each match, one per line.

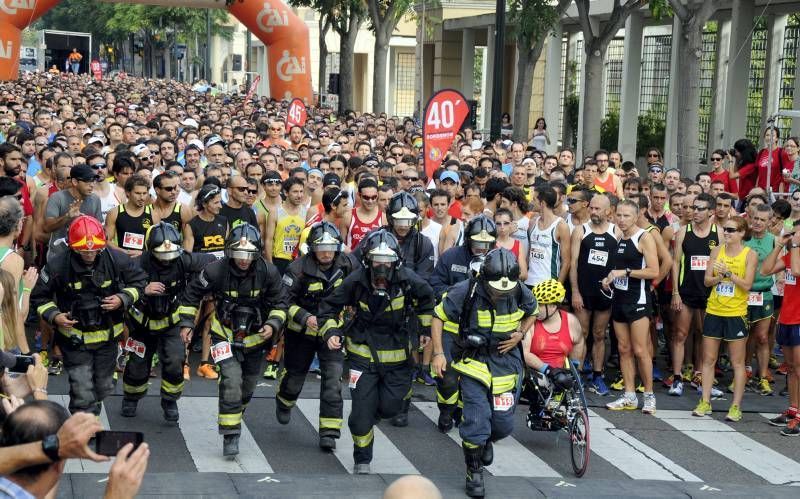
left=747, top=292, right=764, bottom=306
left=123, top=232, right=145, bottom=250
left=124, top=338, right=146, bottom=359
left=530, top=246, right=545, bottom=260
left=786, top=268, right=797, bottom=286
left=613, top=275, right=628, bottom=291
left=588, top=249, right=608, bottom=267
left=716, top=281, right=735, bottom=297
left=492, top=392, right=514, bottom=412
left=211, top=341, right=233, bottom=363
left=348, top=369, right=363, bottom=389
left=690, top=255, right=709, bottom=271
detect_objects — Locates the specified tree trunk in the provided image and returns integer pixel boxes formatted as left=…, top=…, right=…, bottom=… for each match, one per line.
left=580, top=47, right=605, bottom=156
left=372, top=28, right=390, bottom=114
left=674, top=20, right=704, bottom=178
left=319, top=16, right=330, bottom=104
left=512, top=39, right=545, bottom=143
left=337, top=14, right=362, bottom=114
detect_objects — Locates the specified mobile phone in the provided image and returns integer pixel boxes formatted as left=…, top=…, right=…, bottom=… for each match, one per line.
left=9, top=355, right=34, bottom=374
left=94, top=431, right=144, bottom=457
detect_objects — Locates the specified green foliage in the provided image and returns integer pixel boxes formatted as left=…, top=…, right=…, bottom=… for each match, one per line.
left=473, top=48, right=483, bottom=99
left=600, top=107, right=619, bottom=152
left=508, top=0, right=560, bottom=50
left=636, top=107, right=667, bottom=157
left=648, top=0, right=674, bottom=20
left=564, top=94, right=579, bottom=149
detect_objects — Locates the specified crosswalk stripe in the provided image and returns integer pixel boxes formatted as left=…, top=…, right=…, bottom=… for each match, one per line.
left=295, top=398, right=419, bottom=475
left=587, top=410, right=701, bottom=482
left=413, top=401, right=560, bottom=478
left=654, top=410, right=800, bottom=485
left=48, top=395, right=112, bottom=474
left=177, top=397, right=273, bottom=473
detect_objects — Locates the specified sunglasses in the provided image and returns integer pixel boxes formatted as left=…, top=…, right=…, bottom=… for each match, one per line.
left=232, top=186, right=249, bottom=192
left=710, top=157, right=723, bottom=161
left=263, top=178, right=281, bottom=185
left=495, top=220, right=512, bottom=226
left=270, top=127, right=282, bottom=131
left=158, top=185, right=177, bottom=192
left=89, top=163, right=106, bottom=169
left=202, top=187, right=221, bottom=200
left=247, top=189, right=258, bottom=195
left=402, top=176, right=419, bottom=181
left=722, top=227, right=739, bottom=233
left=285, top=158, right=300, bottom=162
left=648, top=153, right=660, bottom=158
left=692, top=205, right=709, bottom=211
left=650, top=168, right=662, bottom=173
left=360, top=194, right=378, bottom=201
left=566, top=198, right=584, bottom=204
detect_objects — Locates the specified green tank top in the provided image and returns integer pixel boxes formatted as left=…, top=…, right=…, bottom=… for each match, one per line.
left=0, top=246, right=24, bottom=308
left=745, top=232, right=775, bottom=296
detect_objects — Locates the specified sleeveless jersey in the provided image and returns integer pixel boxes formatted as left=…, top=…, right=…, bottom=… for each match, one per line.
left=115, top=204, right=153, bottom=251
left=497, top=239, right=521, bottom=261
left=347, top=207, right=382, bottom=250
left=577, top=222, right=617, bottom=298
left=530, top=310, right=573, bottom=367
left=526, top=217, right=562, bottom=285
left=706, top=245, right=750, bottom=317
left=612, top=228, right=649, bottom=305
left=160, top=202, right=183, bottom=232
left=189, top=214, right=227, bottom=259
left=780, top=253, right=800, bottom=324
left=745, top=232, right=775, bottom=295
left=98, top=186, right=120, bottom=223
left=679, top=223, right=718, bottom=298
left=594, top=172, right=617, bottom=194
left=272, top=204, right=306, bottom=260
left=220, top=202, right=258, bottom=231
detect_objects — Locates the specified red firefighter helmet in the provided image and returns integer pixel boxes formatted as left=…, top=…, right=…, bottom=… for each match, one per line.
left=68, top=215, right=106, bottom=251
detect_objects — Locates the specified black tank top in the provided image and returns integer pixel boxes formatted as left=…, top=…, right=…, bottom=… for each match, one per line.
left=220, top=203, right=259, bottom=232
left=189, top=214, right=228, bottom=257
left=577, top=222, right=617, bottom=297
left=612, top=228, right=649, bottom=305
left=679, top=223, right=718, bottom=297
left=115, top=204, right=153, bottom=251
left=161, top=202, right=183, bottom=232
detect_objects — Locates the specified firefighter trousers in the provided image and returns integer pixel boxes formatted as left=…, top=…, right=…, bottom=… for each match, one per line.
left=217, top=343, right=266, bottom=435
left=435, top=332, right=460, bottom=419
left=59, top=338, right=117, bottom=415
left=276, top=332, right=344, bottom=438
left=348, top=357, right=412, bottom=464
left=122, top=325, right=185, bottom=402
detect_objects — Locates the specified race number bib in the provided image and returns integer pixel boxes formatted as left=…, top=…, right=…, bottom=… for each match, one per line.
left=588, top=249, right=609, bottom=267
left=748, top=292, right=764, bottom=306
left=283, top=238, right=299, bottom=256
left=613, top=275, right=628, bottom=291
left=690, top=255, right=709, bottom=271
left=715, top=281, right=735, bottom=297
left=492, top=392, right=514, bottom=412
left=124, top=338, right=146, bottom=358
left=786, top=268, right=797, bottom=286
left=123, top=232, right=145, bottom=250
left=530, top=246, right=545, bottom=260
left=211, top=341, right=233, bottom=363
left=348, top=369, right=363, bottom=389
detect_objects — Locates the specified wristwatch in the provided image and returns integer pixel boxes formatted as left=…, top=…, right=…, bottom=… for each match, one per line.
left=625, top=268, right=632, bottom=277
left=723, top=271, right=732, bottom=279
left=791, top=243, right=800, bottom=249
left=42, top=434, right=60, bottom=462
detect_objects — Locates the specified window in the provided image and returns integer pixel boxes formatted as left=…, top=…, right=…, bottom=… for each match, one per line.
left=393, top=51, right=416, bottom=118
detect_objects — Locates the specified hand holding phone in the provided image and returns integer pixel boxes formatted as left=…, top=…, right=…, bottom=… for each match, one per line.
left=94, top=431, right=144, bottom=457
left=9, top=355, right=34, bottom=374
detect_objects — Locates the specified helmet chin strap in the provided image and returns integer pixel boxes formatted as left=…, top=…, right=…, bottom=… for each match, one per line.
left=542, top=304, right=559, bottom=322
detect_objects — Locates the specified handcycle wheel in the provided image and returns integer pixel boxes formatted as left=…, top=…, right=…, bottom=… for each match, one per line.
left=569, top=405, right=590, bottom=477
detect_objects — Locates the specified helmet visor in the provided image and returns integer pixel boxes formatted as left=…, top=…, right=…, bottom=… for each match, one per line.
left=225, top=248, right=259, bottom=261
left=487, top=277, right=518, bottom=293
left=312, top=242, right=340, bottom=253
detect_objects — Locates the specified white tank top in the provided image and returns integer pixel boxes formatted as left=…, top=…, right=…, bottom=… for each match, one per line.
left=98, top=185, right=120, bottom=223
left=526, top=216, right=562, bottom=285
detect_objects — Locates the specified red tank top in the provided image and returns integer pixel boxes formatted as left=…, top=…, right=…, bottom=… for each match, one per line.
left=496, top=239, right=521, bottom=260
left=347, top=208, right=382, bottom=250
left=530, top=310, right=573, bottom=367
left=594, top=172, right=616, bottom=194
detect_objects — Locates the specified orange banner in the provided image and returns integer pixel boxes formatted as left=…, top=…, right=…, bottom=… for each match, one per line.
left=0, top=22, right=21, bottom=80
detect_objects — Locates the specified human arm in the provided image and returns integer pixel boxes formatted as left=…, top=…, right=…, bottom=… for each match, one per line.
left=704, top=246, right=722, bottom=287
left=569, top=225, right=584, bottom=311
left=264, top=209, right=276, bottom=261
left=104, top=207, right=119, bottom=249
left=671, top=227, right=686, bottom=311
left=103, top=443, right=150, bottom=499
left=762, top=235, right=788, bottom=275
left=650, top=228, right=673, bottom=286
left=319, top=273, right=358, bottom=349
left=182, top=223, right=194, bottom=252
left=284, top=260, right=313, bottom=330
left=431, top=317, right=446, bottom=377
left=790, top=231, right=800, bottom=278
left=259, top=262, right=290, bottom=340
left=556, top=220, right=571, bottom=283
left=517, top=238, right=528, bottom=279
left=42, top=195, right=80, bottom=234
left=568, top=313, right=585, bottom=363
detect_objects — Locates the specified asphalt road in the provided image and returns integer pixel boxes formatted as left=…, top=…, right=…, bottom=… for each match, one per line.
left=43, top=362, right=800, bottom=498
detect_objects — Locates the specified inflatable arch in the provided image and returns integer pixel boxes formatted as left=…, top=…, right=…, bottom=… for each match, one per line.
left=0, top=0, right=313, bottom=102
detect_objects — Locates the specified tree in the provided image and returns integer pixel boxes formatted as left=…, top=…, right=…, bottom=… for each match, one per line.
left=575, top=0, right=647, bottom=156
left=366, top=0, right=413, bottom=113
left=668, top=0, right=721, bottom=177
left=508, top=0, right=572, bottom=142
left=332, top=0, right=367, bottom=114
left=289, top=0, right=336, bottom=104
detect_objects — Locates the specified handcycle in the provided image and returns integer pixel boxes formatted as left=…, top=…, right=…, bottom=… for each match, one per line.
left=521, top=360, right=590, bottom=477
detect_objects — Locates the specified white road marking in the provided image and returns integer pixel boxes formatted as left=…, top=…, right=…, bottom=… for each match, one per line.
left=296, top=398, right=418, bottom=475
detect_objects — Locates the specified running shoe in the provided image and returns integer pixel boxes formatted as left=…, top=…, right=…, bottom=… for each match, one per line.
left=606, top=355, right=620, bottom=369
left=762, top=371, right=774, bottom=383
left=668, top=379, right=684, bottom=396
left=769, top=355, right=780, bottom=370
left=663, top=374, right=675, bottom=389
left=589, top=375, right=610, bottom=396
left=691, top=373, right=702, bottom=389
left=197, top=363, right=218, bottom=379
left=582, top=359, right=592, bottom=374
left=38, top=350, right=49, bottom=368
left=769, top=411, right=792, bottom=427
left=692, top=400, right=712, bottom=417
left=704, top=385, right=724, bottom=398
left=682, top=364, right=694, bottom=382
left=718, top=355, right=731, bottom=372
left=416, top=368, right=436, bottom=386
left=262, top=361, right=279, bottom=379
left=780, top=418, right=800, bottom=437
left=48, top=359, right=63, bottom=376
left=183, top=364, right=191, bottom=381
left=309, top=355, right=321, bottom=374
left=609, top=374, right=625, bottom=391
left=777, top=362, right=790, bottom=375
left=642, top=393, right=656, bottom=415
left=636, top=383, right=645, bottom=393
left=757, top=377, right=774, bottom=396
left=652, top=366, right=663, bottom=382
left=725, top=404, right=742, bottom=422
left=606, top=394, right=638, bottom=411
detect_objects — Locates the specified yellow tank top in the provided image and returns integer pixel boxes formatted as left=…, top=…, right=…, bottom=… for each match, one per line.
left=272, top=204, right=306, bottom=260
left=706, top=245, right=750, bottom=317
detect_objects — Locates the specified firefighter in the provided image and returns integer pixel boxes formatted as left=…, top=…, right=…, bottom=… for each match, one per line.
left=431, top=248, right=537, bottom=497
left=430, top=215, right=497, bottom=431
left=178, top=223, right=288, bottom=457
left=275, top=221, right=356, bottom=451
left=318, top=229, right=435, bottom=474
left=31, top=215, right=147, bottom=415
left=121, top=222, right=216, bottom=421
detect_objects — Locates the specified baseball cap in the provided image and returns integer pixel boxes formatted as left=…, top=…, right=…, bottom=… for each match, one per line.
left=323, top=173, right=341, bottom=187
left=205, top=135, right=225, bottom=148
left=188, top=139, right=204, bottom=151
left=181, top=118, right=199, bottom=129
left=87, top=136, right=105, bottom=147
left=326, top=142, right=341, bottom=153
left=132, top=144, right=149, bottom=156
left=71, top=164, right=99, bottom=182
left=307, top=168, right=323, bottom=179
left=522, top=157, right=536, bottom=165
left=440, top=171, right=460, bottom=184
left=363, top=155, right=379, bottom=167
